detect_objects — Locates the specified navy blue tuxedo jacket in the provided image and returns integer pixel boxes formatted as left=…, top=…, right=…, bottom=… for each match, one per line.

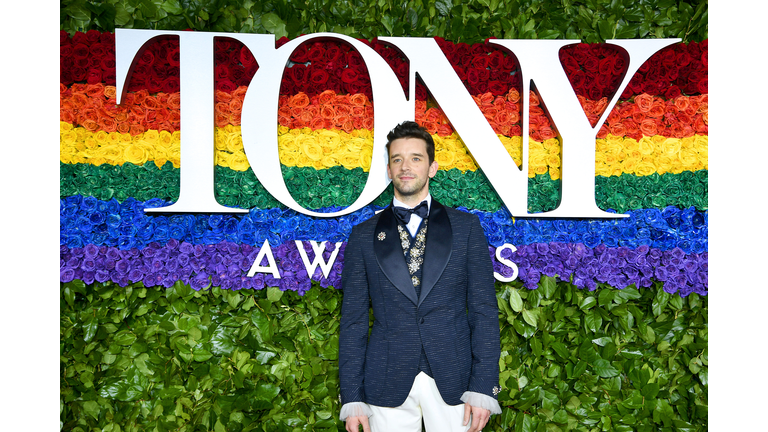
left=339, top=199, right=501, bottom=407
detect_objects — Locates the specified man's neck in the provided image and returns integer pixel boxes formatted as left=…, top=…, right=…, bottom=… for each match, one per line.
left=393, top=189, right=430, bottom=208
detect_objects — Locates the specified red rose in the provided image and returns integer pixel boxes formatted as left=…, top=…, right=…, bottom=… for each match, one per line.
left=85, top=29, right=101, bottom=44
left=60, top=30, right=70, bottom=45
left=72, top=31, right=87, bottom=45
left=325, top=45, right=343, bottom=62
left=488, top=80, right=507, bottom=96
left=587, top=85, right=603, bottom=101
left=488, top=51, right=504, bottom=70
left=466, top=68, right=481, bottom=86
left=697, top=77, right=707, bottom=94
left=307, top=44, right=325, bottom=63
left=100, top=32, right=114, bottom=45
left=72, top=43, right=90, bottom=60
left=598, top=57, right=614, bottom=75
left=161, top=77, right=180, bottom=93
left=471, top=55, right=489, bottom=69
left=346, top=50, right=363, bottom=68
left=218, top=79, right=237, bottom=93
left=87, top=68, right=102, bottom=84
left=583, top=55, right=599, bottom=73
left=613, top=55, right=626, bottom=75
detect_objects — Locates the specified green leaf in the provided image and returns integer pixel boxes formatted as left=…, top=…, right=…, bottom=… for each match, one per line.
left=579, top=296, right=596, bottom=310
left=83, top=316, right=98, bottom=343
left=267, top=286, right=284, bottom=303
left=435, top=0, right=453, bottom=16
left=507, top=289, right=524, bottom=314
left=261, top=13, right=288, bottom=39
left=540, top=276, right=556, bottom=298
left=593, top=359, right=619, bottom=378
left=585, top=309, right=602, bottom=333
left=114, top=330, right=137, bottom=346
left=522, top=309, right=537, bottom=328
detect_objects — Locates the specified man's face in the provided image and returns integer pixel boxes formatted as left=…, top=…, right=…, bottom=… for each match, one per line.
left=386, top=137, right=439, bottom=203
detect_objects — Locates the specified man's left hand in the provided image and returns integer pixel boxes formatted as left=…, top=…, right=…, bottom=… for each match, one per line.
left=463, top=403, right=490, bottom=432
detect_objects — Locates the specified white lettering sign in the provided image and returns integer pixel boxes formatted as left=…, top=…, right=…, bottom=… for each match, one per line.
left=115, top=29, right=679, bottom=219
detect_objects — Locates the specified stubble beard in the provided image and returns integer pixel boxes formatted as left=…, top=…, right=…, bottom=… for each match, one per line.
left=393, top=175, right=429, bottom=200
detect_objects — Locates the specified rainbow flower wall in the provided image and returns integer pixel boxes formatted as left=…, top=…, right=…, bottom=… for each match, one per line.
left=60, top=3, right=708, bottom=429
left=60, top=34, right=707, bottom=297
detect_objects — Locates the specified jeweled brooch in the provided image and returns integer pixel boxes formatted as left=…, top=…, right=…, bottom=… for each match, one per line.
left=377, top=232, right=386, bottom=241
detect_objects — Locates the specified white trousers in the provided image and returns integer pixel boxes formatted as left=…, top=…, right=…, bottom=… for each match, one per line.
left=368, top=372, right=470, bottom=432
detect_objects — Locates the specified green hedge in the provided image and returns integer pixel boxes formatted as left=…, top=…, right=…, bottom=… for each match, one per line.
left=61, top=279, right=707, bottom=431
left=60, top=0, right=708, bottom=43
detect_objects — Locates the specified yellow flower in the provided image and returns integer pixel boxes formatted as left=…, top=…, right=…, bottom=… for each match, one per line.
left=679, top=148, right=699, bottom=167
left=84, top=136, right=99, bottom=150
left=94, top=130, right=109, bottom=144
left=60, top=121, right=73, bottom=133
left=228, top=151, right=251, bottom=171
left=302, top=139, right=323, bottom=161
left=317, top=130, right=342, bottom=151
left=548, top=167, right=561, bottom=180
left=215, top=150, right=229, bottom=167
left=100, top=144, right=123, bottom=165
left=124, top=144, right=149, bottom=165
left=655, top=155, right=673, bottom=175
left=143, top=129, right=159, bottom=144
left=61, top=130, right=78, bottom=146
left=322, top=154, right=339, bottom=169
left=435, top=150, right=455, bottom=169
left=106, top=132, right=122, bottom=145
left=542, top=138, right=560, bottom=153
left=158, top=130, right=173, bottom=147
left=340, top=153, right=360, bottom=170
left=60, top=143, right=76, bottom=164
left=281, top=152, right=298, bottom=166
left=546, top=153, right=561, bottom=168
left=359, top=146, right=373, bottom=171
left=660, top=138, right=682, bottom=157
left=637, top=137, right=655, bottom=156
left=166, top=146, right=181, bottom=168
left=621, top=157, right=639, bottom=173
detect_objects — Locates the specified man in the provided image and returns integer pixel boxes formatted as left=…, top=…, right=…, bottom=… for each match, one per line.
left=339, top=121, right=501, bottom=432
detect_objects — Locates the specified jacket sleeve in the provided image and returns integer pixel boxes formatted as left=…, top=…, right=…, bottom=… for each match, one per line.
left=338, top=224, right=370, bottom=405
left=465, top=215, right=502, bottom=402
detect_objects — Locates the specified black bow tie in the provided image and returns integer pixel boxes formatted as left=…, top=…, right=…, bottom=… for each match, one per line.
left=394, top=201, right=429, bottom=225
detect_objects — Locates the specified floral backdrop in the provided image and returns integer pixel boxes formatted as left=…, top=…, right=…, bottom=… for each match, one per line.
left=60, top=33, right=708, bottom=297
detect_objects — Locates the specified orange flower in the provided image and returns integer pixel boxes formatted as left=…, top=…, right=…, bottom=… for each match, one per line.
left=130, top=124, right=145, bottom=136
left=166, top=93, right=180, bottom=110
left=116, top=122, right=131, bottom=134
left=648, top=101, right=665, bottom=118
left=634, top=93, right=653, bottom=112
left=350, top=93, right=368, bottom=106
left=593, top=97, right=608, bottom=116
left=529, top=92, right=540, bottom=106
left=290, top=92, right=310, bottom=108
left=506, top=88, right=520, bottom=103
left=320, top=105, right=336, bottom=119
left=85, top=83, right=104, bottom=98
left=437, top=124, right=453, bottom=136
left=318, top=90, right=336, bottom=105
left=422, top=121, right=438, bottom=134
left=674, top=96, right=690, bottom=112
left=639, top=119, right=657, bottom=136
left=539, top=126, right=556, bottom=141
left=609, top=122, right=626, bottom=137
left=216, top=90, right=232, bottom=104
left=478, top=92, right=494, bottom=106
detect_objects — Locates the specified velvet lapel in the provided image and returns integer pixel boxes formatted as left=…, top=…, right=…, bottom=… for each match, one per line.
left=373, top=206, right=419, bottom=305
left=418, top=199, right=452, bottom=306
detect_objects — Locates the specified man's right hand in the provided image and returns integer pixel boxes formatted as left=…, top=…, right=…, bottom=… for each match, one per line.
left=346, top=415, right=371, bottom=432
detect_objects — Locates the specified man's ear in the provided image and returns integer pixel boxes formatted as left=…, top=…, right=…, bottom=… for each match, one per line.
left=386, top=163, right=392, bottom=180
left=428, top=160, right=439, bottom=178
